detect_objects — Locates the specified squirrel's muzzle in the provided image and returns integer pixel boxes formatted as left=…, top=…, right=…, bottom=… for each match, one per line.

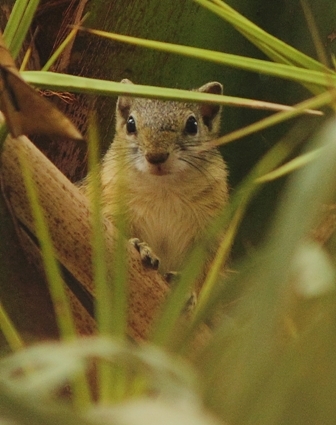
left=145, top=152, right=169, bottom=165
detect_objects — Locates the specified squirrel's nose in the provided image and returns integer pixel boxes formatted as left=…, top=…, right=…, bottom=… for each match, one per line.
left=145, top=152, right=169, bottom=165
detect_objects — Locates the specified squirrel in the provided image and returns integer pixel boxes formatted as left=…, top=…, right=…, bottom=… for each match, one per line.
left=81, top=79, right=228, bottom=290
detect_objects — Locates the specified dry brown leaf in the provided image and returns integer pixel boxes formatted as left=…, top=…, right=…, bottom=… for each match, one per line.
left=0, top=33, right=82, bottom=140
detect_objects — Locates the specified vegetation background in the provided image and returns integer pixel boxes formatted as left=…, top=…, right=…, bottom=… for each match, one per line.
left=1, top=0, right=336, bottom=424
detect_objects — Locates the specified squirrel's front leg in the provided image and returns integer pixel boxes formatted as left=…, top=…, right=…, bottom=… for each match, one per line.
left=130, top=239, right=197, bottom=312
left=130, top=238, right=160, bottom=270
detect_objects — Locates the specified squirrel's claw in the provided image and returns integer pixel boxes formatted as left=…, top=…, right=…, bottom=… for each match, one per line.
left=184, top=291, right=197, bottom=313
left=164, top=271, right=179, bottom=284
left=130, top=238, right=160, bottom=270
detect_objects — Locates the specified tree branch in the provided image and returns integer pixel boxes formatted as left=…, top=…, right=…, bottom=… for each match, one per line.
left=0, top=132, right=170, bottom=341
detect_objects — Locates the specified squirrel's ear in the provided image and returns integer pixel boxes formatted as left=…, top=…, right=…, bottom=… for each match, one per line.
left=117, top=79, right=134, bottom=120
left=197, top=81, right=223, bottom=128
left=120, top=78, right=133, bottom=85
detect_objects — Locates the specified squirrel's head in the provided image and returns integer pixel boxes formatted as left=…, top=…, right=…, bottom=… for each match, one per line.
left=114, top=79, right=223, bottom=176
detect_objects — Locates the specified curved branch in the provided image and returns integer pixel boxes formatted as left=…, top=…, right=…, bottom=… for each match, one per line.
left=0, top=132, right=170, bottom=341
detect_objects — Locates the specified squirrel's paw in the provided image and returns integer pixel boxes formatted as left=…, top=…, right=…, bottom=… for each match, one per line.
left=164, top=271, right=180, bottom=284
left=163, top=272, right=197, bottom=313
left=184, top=291, right=198, bottom=314
left=130, top=238, right=160, bottom=270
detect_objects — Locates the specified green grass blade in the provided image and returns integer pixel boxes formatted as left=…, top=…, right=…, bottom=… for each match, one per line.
left=87, top=114, right=128, bottom=402
left=238, top=33, right=324, bottom=95
left=41, top=13, right=89, bottom=71
left=196, top=0, right=326, bottom=72
left=41, top=28, right=78, bottom=72
left=150, top=244, right=207, bottom=347
left=3, top=0, right=30, bottom=50
left=22, top=71, right=323, bottom=115
left=19, top=151, right=91, bottom=409
left=86, top=115, right=111, bottom=402
left=197, top=147, right=323, bottom=313
left=196, top=204, right=246, bottom=314
left=0, top=303, right=24, bottom=352
left=3, top=0, right=41, bottom=59
left=79, top=28, right=336, bottom=88
left=0, top=125, right=9, bottom=153
left=19, top=155, right=75, bottom=339
left=195, top=0, right=331, bottom=95
left=19, top=40, right=34, bottom=71
left=102, top=154, right=130, bottom=402
left=211, top=89, right=332, bottom=147
left=176, top=124, right=312, bottom=354
left=255, top=148, right=321, bottom=183
left=87, top=115, right=108, bottom=336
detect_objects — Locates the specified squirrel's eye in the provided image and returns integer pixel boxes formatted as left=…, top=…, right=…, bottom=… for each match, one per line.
left=184, top=116, right=198, bottom=135
left=126, top=115, right=137, bottom=134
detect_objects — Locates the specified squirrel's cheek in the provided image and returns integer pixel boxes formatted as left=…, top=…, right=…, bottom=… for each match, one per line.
left=133, top=156, right=148, bottom=173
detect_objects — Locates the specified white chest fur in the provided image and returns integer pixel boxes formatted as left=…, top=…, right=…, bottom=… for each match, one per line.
left=125, top=169, right=225, bottom=273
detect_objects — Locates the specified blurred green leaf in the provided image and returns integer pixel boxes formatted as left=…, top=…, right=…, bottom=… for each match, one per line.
left=19, top=150, right=91, bottom=408
left=0, top=303, right=24, bottom=352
